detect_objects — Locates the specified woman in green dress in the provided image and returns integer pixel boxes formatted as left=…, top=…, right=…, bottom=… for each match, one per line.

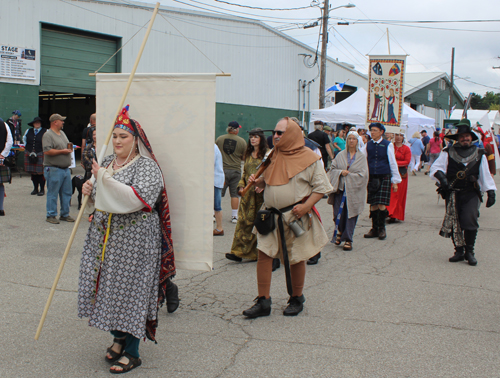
left=226, top=128, right=268, bottom=262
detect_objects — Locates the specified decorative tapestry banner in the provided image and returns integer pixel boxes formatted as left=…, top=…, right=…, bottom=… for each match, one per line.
left=366, top=55, right=406, bottom=127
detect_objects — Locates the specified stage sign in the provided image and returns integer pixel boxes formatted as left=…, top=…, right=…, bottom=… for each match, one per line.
left=0, top=45, right=36, bottom=80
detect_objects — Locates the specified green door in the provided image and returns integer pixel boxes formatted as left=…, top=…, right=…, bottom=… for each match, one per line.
left=40, top=25, right=120, bottom=95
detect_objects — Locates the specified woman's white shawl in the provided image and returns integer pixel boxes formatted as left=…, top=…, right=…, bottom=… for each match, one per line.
left=327, top=149, right=369, bottom=219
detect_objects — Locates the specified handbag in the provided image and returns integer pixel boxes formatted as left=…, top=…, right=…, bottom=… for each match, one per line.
left=254, top=209, right=276, bottom=235
left=398, top=166, right=408, bottom=179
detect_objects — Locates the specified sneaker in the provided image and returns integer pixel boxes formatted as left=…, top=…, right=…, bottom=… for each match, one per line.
left=46, top=216, right=60, bottom=224
left=231, top=216, right=238, bottom=224
left=59, top=215, right=75, bottom=222
left=213, top=229, right=224, bottom=236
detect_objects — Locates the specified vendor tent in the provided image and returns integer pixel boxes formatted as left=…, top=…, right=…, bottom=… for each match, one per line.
left=450, top=109, right=500, bottom=127
left=310, top=88, right=435, bottom=138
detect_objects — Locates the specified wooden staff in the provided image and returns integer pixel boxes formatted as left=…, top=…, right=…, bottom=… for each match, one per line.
left=240, top=149, right=275, bottom=197
left=34, top=2, right=161, bottom=341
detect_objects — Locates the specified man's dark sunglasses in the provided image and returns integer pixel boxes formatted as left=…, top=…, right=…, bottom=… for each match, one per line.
left=272, top=130, right=285, bottom=136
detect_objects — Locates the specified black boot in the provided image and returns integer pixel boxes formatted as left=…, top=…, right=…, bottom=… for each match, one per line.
left=364, top=210, right=379, bottom=238
left=307, top=252, right=321, bottom=265
left=283, top=294, right=305, bottom=316
left=378, top=210, right=388, bottom=240
left=464, top=229, right=478, bottom=266
left=272, top=258, right=280, bottom=272
left=449, top=246, right=465, bottom=262
left=39, top=176, right=45, bottom=196
left=165, top=278, right=179, bottom=313
left=31, top=175, right=38, bottom=195
left=243, top=296, right=272, bottom=318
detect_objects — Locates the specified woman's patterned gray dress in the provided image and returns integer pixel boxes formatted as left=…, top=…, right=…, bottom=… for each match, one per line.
left=78, top=155, right=163, bottom=340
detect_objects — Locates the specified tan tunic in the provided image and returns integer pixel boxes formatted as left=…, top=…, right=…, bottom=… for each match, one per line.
left=256, top=160, right=333, bottom=264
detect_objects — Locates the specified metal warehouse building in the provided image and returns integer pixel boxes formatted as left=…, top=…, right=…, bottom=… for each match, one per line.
left=0, top=0, right=367, bottom=143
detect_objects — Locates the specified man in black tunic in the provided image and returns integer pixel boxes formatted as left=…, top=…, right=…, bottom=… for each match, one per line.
left=430, top=119, right=496, bottom=266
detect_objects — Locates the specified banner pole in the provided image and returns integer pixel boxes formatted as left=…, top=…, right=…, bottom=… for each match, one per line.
left=35, top=2, right=161, bottom=341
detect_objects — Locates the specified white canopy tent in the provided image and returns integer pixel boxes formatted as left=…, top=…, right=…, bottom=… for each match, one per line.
left=450, top=109, right=500, bottom=127
left=310, top=88, right=436, bottom=139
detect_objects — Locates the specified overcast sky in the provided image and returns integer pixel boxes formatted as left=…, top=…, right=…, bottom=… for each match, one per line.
left=157, top=0, right=500, bottom=97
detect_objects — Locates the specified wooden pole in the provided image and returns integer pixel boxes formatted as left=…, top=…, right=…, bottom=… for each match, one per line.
left=387, top=28, right=391, bottom=54
left=34, top=2, right=161, bottom=341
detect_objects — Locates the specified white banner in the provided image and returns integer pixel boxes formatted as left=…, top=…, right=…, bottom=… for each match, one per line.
left=95, top=73, right=216, bottom=272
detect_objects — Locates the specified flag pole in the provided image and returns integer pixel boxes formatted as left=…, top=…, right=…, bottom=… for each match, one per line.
left=35, top=2, right=161, bottom=341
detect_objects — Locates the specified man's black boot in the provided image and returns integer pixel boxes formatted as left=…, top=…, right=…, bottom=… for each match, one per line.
left=449, top=246, right=465, bottom=262
left=165, top=278, right=180, bottom=313
left=378, top=210, right=388, bottom=240
left=464, top=229, right=478, bottom=266
left=283, top=294, right=305, bottom=316
left=243, top=296, right=272, bottom=318
left=364, top=210, right=379, bottom=238
left=307, top=252, right=321, bottom=265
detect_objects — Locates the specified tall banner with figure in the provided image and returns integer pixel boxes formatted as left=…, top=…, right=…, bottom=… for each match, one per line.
left=96, top=73, right=216, bottom=272
left=366, top=55, right=406, bottom=127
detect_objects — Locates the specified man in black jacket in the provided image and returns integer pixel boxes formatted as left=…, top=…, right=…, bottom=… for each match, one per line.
left=430, top=119, right=496, bottom=266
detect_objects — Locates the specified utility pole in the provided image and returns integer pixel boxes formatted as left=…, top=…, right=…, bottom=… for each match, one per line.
left=449, top=47, right=455, bottom=114
left=319, top=0, right=329, bottom=109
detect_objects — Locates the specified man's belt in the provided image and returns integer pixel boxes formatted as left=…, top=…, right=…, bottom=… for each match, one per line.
left=45, top=165, right=69, bottom=169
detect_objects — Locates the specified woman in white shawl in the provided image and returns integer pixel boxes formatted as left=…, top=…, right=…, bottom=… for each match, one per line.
left=327, top=131, right=369, bottom=250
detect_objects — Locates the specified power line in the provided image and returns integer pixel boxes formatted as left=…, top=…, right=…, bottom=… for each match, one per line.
left=454, top=75, right=500, bottom=90
left=213, top=0, right=314, bottom=11
left=173, top=0, right=318, bottom=22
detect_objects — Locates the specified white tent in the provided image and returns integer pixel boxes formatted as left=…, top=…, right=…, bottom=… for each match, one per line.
left=310, top=88, right=436, bottom=138
left=450, top=109, right=500, bottom=127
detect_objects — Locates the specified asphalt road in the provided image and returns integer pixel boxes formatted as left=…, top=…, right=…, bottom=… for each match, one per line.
left=1, top=165, right=499, bottom=377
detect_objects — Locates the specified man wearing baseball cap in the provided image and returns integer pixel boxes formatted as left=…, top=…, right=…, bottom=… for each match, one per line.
left=42, top=114, right=74, bottom=224
left=215, top=121, right=246, bottom=223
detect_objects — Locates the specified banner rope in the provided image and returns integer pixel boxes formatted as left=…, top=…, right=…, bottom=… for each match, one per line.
left=94, top=19, right=150, bottom=74
left=159, top=12, right=225, bottom=74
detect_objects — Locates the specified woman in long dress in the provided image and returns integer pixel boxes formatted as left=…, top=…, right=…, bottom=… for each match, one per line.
left=386, top=130, right=411, bottom=223
left=23, top=116, right=47, bottom=195
left=226, top=128, right=268, bottom=262
left=79, top=106, right=176, bottom=374
left=328, top=131, right=369, bottom=250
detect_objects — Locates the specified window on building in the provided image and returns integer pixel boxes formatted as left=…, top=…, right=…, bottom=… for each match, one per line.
left=438, top=79, right=446, bottom=90
left=428, top=90, right=434, bottom=101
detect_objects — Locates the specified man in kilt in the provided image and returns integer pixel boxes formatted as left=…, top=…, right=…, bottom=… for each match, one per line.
left=0, top=119, right=14, bottom=216
left=23, top=116, right=47, bottom=196
left=361, top=123, right=401, bottom=240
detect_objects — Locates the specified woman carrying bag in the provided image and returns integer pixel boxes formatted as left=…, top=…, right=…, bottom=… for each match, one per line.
left=327, top=131, right=369, bottom=251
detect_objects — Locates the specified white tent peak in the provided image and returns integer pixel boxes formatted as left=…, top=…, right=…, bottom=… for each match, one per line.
left=310, top=88, right=435, bottom=138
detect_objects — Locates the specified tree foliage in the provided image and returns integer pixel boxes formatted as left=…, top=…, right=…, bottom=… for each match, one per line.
left=470, top=92, right=500, bottom=110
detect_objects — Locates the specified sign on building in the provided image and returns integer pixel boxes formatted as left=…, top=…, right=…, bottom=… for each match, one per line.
left=366, top=55, right=406, bottom=127
left=0, top=45, right=36, bottom=80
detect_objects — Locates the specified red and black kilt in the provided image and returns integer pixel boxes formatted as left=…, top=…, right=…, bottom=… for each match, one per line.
left=0, top=165, right=11, bottom=184
left=367, top=174, right=392, bottom=206
left=24, top=151, right=44, bottom=174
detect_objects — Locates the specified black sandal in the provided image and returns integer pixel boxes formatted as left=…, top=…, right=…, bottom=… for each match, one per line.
left=343, top=241, right=352, bottom=251
left=110, top=352, right=142, bottom=374
left=105, top=337, right=126, bottom=363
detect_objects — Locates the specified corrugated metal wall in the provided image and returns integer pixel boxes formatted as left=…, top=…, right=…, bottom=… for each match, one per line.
left=1, top=0, right=367, bottom=111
